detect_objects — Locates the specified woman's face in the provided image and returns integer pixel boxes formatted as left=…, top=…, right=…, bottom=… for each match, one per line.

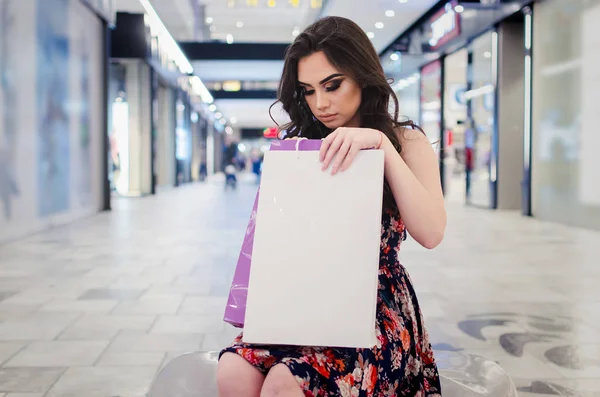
left=297, top=51, right=362, bottom=129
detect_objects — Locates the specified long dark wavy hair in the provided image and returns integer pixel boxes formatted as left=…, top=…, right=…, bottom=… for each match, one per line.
left=269, top=16, right=420, bottom=214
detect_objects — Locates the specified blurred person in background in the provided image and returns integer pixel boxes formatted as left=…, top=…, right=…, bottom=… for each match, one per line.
left=464, top=119, right=475, bottom=202
left=217, top=16, right=445, bottom=397
left=250, top=149, right=263, bottom=185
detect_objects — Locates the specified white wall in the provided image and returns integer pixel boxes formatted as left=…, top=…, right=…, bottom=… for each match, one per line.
left=497, top=20, right=525, bottom=211
left=156, top=84, right=176, bottom=187
left=124, top=60, right=152, bottom=196
left=0, top=0, right=105, bottom=243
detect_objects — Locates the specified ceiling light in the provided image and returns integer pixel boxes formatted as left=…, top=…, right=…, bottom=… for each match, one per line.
left=292, top=28, right=300, bottom=37
left=230, top=117, right=238, bottom=124
left=215, top=112, right=222, bottom=119
left=390, top=52, right=399, bottom=61
left=375, top=22, right=384, bottom=29
left=398, top=0, right=408, bottom=3
left=225, top=126, right=234, bottom=134
left=484, top=51, right=492, bottom=58
left=209, top=104, right=217, bottom=112
left=223, top=80, right=241, bottom=92
left=236, top=21, right=244, bottom=28
left=138, top=0, right=193, bottom=75
left=190, top=76, right=213, bottom=104
left=219, top=118, right=227, bottom=125
left=367, top=32, right=375, bottom=39
left=226, top=34, right=234, bottom=44
left=385, top=10, right=395, bottom=17
left=206, top=17, right=213, bottom=24
left=455, top=5, right=464, bottom=13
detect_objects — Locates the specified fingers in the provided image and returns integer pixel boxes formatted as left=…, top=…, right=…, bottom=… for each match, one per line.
left=320, top=133, right=343, bottom=171
left=330, top=138, right=352, bottom=175
left=319, top=130, right=338, bottom=162
left=340, top=145, right=360, bottom=173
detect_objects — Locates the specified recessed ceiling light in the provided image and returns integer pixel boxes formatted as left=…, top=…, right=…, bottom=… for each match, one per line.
left=215, top=112, right=222, bottom=119
left=236, top=21, right=244, bottom=28
left=385, top=10, right=395, bottom=17
left=292, top=28, right=300, bottom=37
left=230, top=117, right=238, bottom=124
left=226, top=34, right=234, bottom=44
left=455, top=5, right=464, bottom=13
left=375, top=22, right=384, bottom=29
left=209, top=104, right=217, bottom=112
left=390, top=52, right=399, bottom=61
left=367, top=32, right=375, bottom=39
left=206, top=17, right=213, bottom=24
left=398, top=0, right=408, bottom=3
left=484, top=51, right=492, bottom=58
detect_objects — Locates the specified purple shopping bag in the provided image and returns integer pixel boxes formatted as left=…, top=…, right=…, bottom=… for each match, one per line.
left=224, top=139, right=322, bottom=328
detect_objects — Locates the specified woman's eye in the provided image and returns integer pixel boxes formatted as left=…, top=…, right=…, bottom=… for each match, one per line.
left=325, top=81, right=342, bottom=92
left=303, top=89, right=315, bottom=96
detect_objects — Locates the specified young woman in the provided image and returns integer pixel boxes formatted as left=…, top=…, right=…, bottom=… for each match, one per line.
left=217, top=16, right=446, bottom=397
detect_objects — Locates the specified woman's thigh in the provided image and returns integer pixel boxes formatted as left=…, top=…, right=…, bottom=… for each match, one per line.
left=260, top=364, right=304, bottom=397
left=217, top=352, right=265, bottom=397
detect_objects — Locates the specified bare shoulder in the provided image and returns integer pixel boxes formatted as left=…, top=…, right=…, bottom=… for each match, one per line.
left=394, top=125, right=443, bottom=195
left=394, top=126, right=435, bottom=156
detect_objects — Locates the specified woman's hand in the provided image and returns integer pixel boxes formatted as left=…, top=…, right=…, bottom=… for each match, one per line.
left=319, top=127, right=383, bottom=175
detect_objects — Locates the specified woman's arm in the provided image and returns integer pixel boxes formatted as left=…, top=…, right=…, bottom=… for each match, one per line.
left=380, top=129, right=446, bottom=249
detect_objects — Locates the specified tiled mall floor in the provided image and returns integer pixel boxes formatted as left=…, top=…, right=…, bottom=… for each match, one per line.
left=0, top=179, right=599, bottom=396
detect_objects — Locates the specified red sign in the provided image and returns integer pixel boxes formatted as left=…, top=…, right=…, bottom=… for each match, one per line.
left=428, top=1, right=461, bottom=50
left=263, top=127, right=279, bottom=139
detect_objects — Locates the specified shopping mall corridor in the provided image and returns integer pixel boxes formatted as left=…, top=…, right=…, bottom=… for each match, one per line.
left=0, top=179, right=599, bottom=396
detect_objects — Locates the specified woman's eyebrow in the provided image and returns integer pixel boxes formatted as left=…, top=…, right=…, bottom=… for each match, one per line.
left=298, top=73, right=344, bottom=87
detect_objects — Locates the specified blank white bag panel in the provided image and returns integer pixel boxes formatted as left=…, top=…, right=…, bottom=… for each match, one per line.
left=243, top=149, right=384, bottom=348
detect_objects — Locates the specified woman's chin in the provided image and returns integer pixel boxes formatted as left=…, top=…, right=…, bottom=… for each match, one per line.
left=321, top=119, right=344, bottom=129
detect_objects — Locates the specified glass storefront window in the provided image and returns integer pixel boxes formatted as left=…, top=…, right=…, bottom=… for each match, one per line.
left=393, top=73, right=420, bottom=124
left=420, top=60, right=442, bottom=152
left=108, top=63, right=129, bottom=196
left=532, top=0, right=600, bottom=229
left=468, top=31, right=496, bottom=208
left=443, top=48, right=469, bottom=203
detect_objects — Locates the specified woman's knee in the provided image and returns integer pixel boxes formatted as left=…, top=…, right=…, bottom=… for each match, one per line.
left=260, top=364, right=304, bottom=397
left=217, top=353, right=264, bottom=397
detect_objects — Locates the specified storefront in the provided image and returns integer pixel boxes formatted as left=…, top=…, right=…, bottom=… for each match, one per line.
left=381, top=0, right=533, bottom=211
left=0, top=0, right=114, bottom=243
left=175, top=93, right=193, bottom=185
left=109, top=8, right=216, bottom=196
left=531, top=0, right=600, bottom=230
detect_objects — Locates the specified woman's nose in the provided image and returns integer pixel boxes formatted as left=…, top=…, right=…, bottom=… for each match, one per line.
left=316, top=92, right=329, bottom=110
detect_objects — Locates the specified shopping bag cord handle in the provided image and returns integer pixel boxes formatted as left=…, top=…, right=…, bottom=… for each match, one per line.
left=295, top=137, right=308, bottom=158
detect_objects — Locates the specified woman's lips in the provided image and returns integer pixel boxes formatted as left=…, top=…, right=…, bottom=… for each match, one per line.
left=319, top=113, right=337, bottom=122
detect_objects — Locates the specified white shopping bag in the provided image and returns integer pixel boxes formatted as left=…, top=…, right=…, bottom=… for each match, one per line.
left=243, top=147, right=384, bottom=348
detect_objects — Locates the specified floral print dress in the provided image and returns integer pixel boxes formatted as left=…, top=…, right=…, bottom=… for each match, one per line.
left=220, top=212, right=442, bottom=397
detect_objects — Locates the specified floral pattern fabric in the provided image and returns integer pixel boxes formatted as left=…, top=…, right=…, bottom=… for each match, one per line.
left=220, top=212, right=442, bottom=396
